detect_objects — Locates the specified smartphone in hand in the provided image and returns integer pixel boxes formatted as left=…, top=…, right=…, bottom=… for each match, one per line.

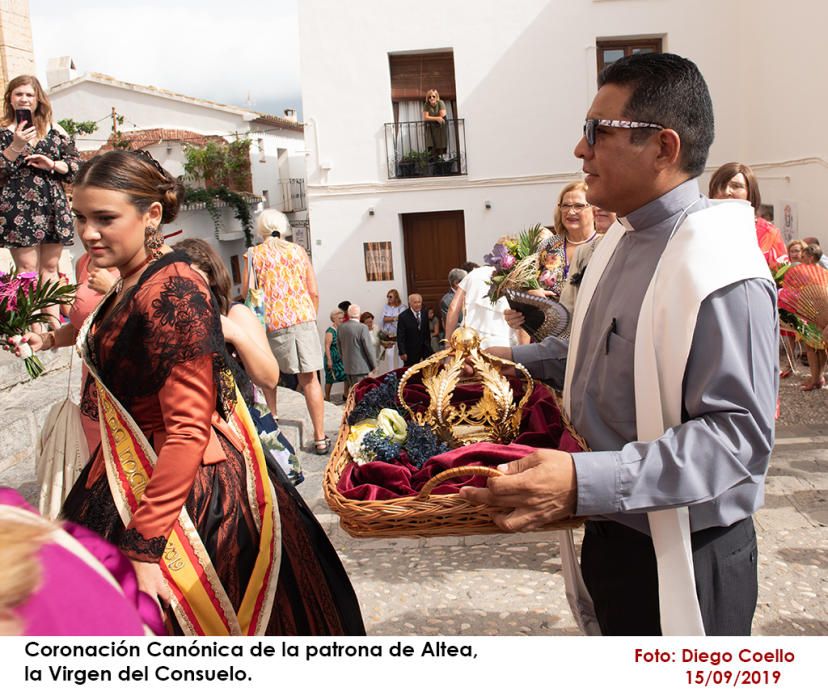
left=14, top=108, right=33, bottom=128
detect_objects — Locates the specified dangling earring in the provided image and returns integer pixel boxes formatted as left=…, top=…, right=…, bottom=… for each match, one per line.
left=144, top=224, right=164, bottom=260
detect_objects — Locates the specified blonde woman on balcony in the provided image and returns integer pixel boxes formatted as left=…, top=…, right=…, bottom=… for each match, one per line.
left=423, top=89, right=447, bottom=158
left=243, top=209, right=330, bottom=454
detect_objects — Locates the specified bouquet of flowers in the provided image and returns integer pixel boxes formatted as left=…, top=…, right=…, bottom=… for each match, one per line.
left=345, top=373, right=449, bottom=468
left=485, top=224, right=565, bottom=302
left=0, top=269, right=77, bottom=379
left=484, top=225, right=569, bottom=340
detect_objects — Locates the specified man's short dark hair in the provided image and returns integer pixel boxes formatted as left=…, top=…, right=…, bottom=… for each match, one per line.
left=598, top=53, right=714, bottom=178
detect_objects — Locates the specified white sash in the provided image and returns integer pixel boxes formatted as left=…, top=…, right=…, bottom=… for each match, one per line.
left=559, top=199, right=770, bottom=635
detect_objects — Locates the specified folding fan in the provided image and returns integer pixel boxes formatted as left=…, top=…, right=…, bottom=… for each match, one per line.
left=779, top=264, right=828, bottom=328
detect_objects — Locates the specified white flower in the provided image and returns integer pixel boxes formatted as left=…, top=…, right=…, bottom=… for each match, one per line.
left=376, top=408, right=407, bottom=444
left=346, top=419, right=378, bottom=465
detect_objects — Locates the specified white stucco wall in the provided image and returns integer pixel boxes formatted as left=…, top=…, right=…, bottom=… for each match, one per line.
left=49, top=81, right=247, bottom=150
left=299, top=0, right=827, bottom=333
left=45, top=79, right=307, bottom=293
left=49, top=79, right=307, bottom=207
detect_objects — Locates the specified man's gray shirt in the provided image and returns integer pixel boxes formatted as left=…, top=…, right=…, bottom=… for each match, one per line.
left=511, top=179, right=779, bottom=535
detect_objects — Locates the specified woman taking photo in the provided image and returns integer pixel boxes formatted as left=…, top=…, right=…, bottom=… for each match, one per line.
left=0, top=75, right=80, bottom=327
left=10, top=151, right=363, bottom=635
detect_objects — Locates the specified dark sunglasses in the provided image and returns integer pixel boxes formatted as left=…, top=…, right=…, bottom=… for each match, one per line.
left=583, top=118, right=664, bottom=146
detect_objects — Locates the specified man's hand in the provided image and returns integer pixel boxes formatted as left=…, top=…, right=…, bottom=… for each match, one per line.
left=459, top=449, right=577, bottom=532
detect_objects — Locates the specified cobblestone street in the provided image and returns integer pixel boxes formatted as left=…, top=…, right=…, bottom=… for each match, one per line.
left=1, top=351, right=826, bottom=636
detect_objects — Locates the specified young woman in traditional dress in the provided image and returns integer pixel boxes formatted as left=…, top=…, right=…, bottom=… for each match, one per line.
left=9, top=150, right=363, bottom=635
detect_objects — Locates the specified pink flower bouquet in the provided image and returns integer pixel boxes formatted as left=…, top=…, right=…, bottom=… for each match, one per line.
left=0, top=270, right=77, bottom=378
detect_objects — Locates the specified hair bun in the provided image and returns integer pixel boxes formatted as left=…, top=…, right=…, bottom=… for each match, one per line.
left=159, top=178, right=185, bottom=223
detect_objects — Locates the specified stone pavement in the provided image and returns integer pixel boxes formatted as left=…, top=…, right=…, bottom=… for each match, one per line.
left=1, top=351, right=825, bottom=636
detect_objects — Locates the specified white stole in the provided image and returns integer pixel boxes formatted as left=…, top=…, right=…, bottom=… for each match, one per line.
left=559, top=199, right=771, bottom=635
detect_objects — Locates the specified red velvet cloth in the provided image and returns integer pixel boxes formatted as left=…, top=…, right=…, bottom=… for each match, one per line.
left=339, top=373, right=583, bottom=500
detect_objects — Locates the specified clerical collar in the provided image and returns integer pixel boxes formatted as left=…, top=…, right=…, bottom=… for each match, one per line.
left=618, top=178, right=703, bottom=233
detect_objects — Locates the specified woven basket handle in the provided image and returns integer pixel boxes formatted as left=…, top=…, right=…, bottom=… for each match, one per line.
left=417, top=465, right=502, bottom=499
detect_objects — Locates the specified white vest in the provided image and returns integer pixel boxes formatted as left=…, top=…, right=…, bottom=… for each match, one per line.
left=560, top=199, right=771, bottom=635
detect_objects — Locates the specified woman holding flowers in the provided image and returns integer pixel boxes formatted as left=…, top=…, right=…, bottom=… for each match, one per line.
left=0, top=75, right=80, bottom=328
left=9, top=150, right=363, bottom=635
left=544, top=181, right=598, bottom=299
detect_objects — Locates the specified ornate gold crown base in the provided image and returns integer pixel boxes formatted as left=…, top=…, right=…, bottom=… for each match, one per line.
left=397, top=327, right=534, bottom=448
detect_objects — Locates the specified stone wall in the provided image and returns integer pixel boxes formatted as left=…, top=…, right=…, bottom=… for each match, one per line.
left=0, top=0, right=35, bottom=94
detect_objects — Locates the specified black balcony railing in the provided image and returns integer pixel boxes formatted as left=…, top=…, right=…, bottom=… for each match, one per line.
left=385, top=118, right=467, bottom=179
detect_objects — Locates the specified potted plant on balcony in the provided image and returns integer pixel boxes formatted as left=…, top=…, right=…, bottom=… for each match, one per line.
left=397, top=149, right=429, bottom=178
left=428, top=155, right=460, bottom=176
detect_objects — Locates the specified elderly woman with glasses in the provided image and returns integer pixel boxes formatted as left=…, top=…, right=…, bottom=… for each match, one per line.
left=379, top=288, right=405, bottom=371
left=534, top=181, right=598, bottom=303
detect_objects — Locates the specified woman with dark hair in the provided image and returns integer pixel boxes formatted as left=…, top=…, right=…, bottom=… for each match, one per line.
left=0, top=75, right=81, bottom=327
left=9, top=151, right=363, bottom=635
left=359, top=310, right=383, bottom=371
left=173, top=237, right=304, bottom=485
left=709, top=162, right=787, bottom=269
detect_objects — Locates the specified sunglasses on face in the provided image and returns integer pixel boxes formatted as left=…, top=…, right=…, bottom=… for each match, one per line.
left=583, top=118, right=665, bottom=146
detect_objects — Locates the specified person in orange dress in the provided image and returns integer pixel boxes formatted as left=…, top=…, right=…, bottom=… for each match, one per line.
left=10, top=150, right=363, bottom=635
left=708, top=162, right=787, bottom=269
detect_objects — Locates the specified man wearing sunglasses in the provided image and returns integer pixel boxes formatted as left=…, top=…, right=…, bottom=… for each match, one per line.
left=463, top=53, right=777, bottom=636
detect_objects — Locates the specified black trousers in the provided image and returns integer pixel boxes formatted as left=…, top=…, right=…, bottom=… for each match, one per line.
left=580, top=517, right=758, bottom=636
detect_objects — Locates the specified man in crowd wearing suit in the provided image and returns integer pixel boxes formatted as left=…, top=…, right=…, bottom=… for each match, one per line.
left=337, top=304, right=376, bottom=390
left=397, top=293, right=432, bottom=366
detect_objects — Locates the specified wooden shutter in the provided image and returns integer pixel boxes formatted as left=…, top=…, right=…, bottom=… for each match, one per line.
left=389, top=52, right=456, bottom=101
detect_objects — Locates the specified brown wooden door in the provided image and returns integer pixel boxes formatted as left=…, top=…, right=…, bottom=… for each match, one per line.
left=402, top=210, right=466, bottom=315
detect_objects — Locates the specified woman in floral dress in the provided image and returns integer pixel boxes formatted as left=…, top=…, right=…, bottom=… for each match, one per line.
left=0, top=75, right=80, bottom=327
left=243, top=209, right=330, bottom=454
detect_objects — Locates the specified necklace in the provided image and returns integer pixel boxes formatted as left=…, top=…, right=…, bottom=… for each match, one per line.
left=120, top=255, right=149, bottom=280
left=565, top=231, right=597, bottom=247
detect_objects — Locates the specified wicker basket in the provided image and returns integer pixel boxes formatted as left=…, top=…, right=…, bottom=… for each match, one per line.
left=322, top=382, right=586, bottom=538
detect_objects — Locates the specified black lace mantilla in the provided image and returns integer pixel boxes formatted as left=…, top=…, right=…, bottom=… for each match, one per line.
left=120, top=527, right=167, bottom=561
left=82, top=251, right=238, bottom=419
left=79, top=373, right=99, bottom=422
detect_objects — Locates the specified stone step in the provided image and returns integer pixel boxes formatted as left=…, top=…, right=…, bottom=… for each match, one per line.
left=0, top=345, right=73, bottom=391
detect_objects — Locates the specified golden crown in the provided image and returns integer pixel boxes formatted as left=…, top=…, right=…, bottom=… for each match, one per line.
left=397, top=328, right=534, bottom=446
